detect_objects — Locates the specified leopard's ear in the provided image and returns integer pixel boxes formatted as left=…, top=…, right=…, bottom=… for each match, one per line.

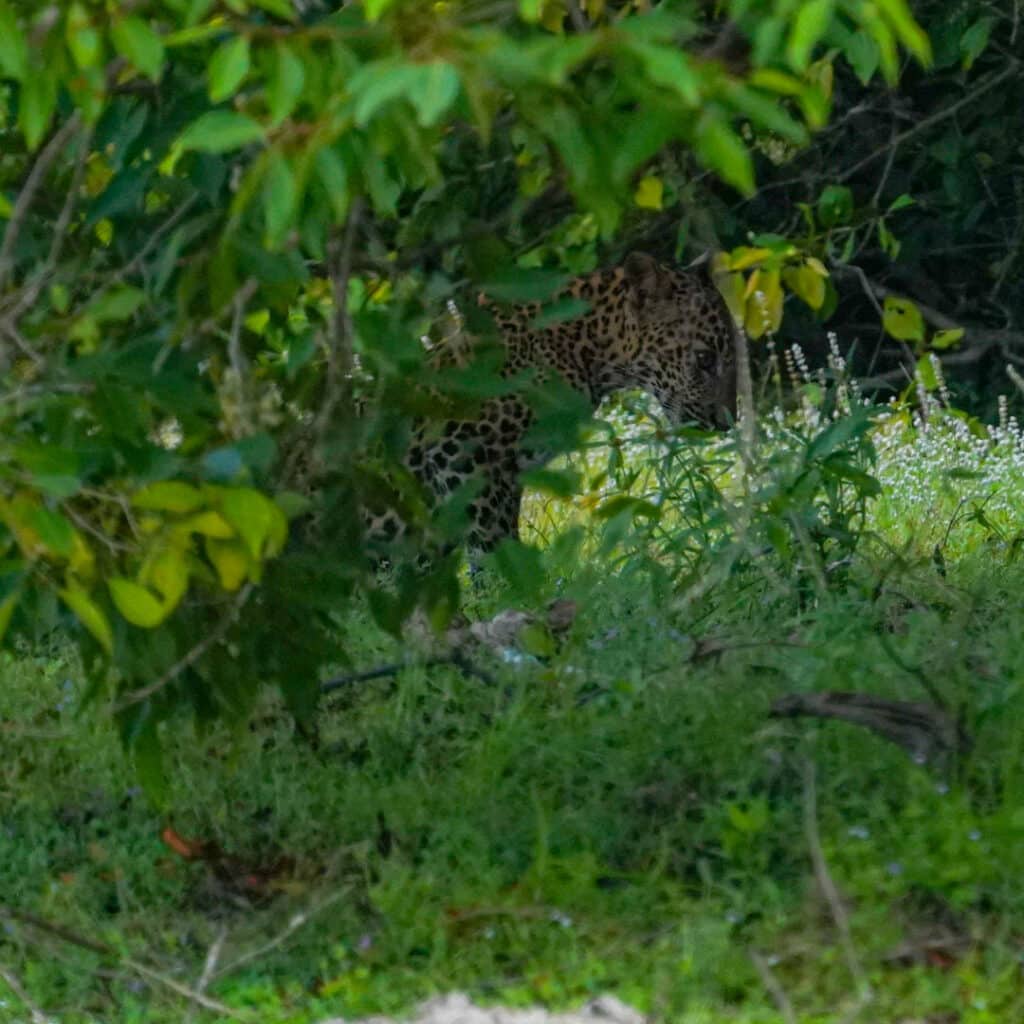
left=623, top=251, right=671, bottom=300
left=684, top=250, right=715, bottom=282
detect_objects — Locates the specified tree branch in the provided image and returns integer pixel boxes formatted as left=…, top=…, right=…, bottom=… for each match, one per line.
left=320, top=650, right=497, bottom=698
left=839, top=62, right=1020, bottom=183
left=0, top=904, right=245, bottom=1019
left=315, top=197, right=364, bottom=448
left=566, top=0, right=589, bottom=32
left=834, top=265, right=1024, bottom=350
left=0, top=964, right=50, bottom=1024
left=212, top=889, right=348, bottom=981
left=802, top=760, right=873, bottom=1015
left=112, top=585, right=254, bottom=713
left=0, top=113, right=82, bottom=292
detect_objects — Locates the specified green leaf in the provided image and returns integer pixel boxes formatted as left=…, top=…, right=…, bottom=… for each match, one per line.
left=628, top=42, right=700, bottom=106
left=251, top=0, right=296, bottom=18
left=14, top=442, right=80, bottom=497
left=60, top=585, right=113, bottom=655
left=208, top=35, right=251, bottom=103
left=843, top=30, right=879, bottom=84
left=314, top=146, right=350, bottom=221
left=349, top=61, right=417, bottom=126
left=110, top=16, right=165, bottom=80
left=960, top=16, right=996, bottom=70
left=490, top=539, right=545, bottom=602
left=89, top=286, right=146, bottom=322
left=108, top=577, right=167, bottom=628
left=220, top=488, right=287, bottom=559
left=916, top=353, right=938, bottom=391
left=131, top=723, right=169, bottom=807
left=520, top=468, right=582, bottom=499
left=268, top=41, right=305, bottom=125
left=364, top=0, right=397, bottom=20
left=782, top=263, right=826, bottom=311
left=19, top=70, right=57, bottom=150
left=816, top=184, right=853, bottom=227
left=176, top=111, right=264, bottom=153
left=142, top=548, right=189, bottom=610
left=862, top=9, right=899, bottom=83
left=723, top=82, right=808, bottom=144
left=634, top=175, right=663, bottom=210
left=595, top=495, right=662, bottom=521
left=263, top=151, right=298, bottom=249
left=518, top=0, right=545, bottom=23
left=29, top=508, right=75, bottom=557
left=786, top=0, right=833, bottom=72
left=482, top=267, right=567, bottom=303
left=695, top=113, right=754, bottom=197
left=132, top=481, right=205, bottom=514
left=0, top=591, right=18, bottom=647
left=0, top=0, right=27, bottom=81
left=806, top=406, right=876, bottom=462
left=875, top=0, right=932, bottom=66
left=409, top=61, right=461, bottom=127
left=932, top=328, right=965, bottom=350
left=180, top=510, right=234, bottom=538
left=205, top=537, right=250, bottom=590
left=821, top=457, right=881, bottom=496
left=349, top=60, right=458, bottom=128
left=66, top=3, right=103, bottom=70
left=528, top=297, right=591, bottom=331
left=882, top=295, right=925, bottom=342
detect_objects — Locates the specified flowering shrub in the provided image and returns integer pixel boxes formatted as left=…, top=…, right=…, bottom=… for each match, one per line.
left=519, top=335, right=1024, bottom=603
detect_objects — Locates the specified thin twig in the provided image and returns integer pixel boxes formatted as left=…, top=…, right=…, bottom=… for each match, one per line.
left=320, top=650, right=497, bottom=697
left=749, top=950, right=798, bottom=1024
left=876, top=631, right=948, bottom=710
left=184, top=925, right=228, bottom=1024
left=0, top=963, right=51, bottom=1024
left=0, top=113, right=82, bottom=292
left=839, top=62, right=1019, bottom=183
left=114, top=193, right=200, bottom=284
left=734, top=319, right=756, bottom=461
left=212, top=889, right=348, bottom=980
left=0, top=320, right=45, bottom=368
left=227, top=284, right=251, bottom=382
left=802, top=759, right=873, bottom=1016
left=566, top=0, right=589, bottom=32
left=0, top=904, right=245, bottom=1019
left=870, top=124, right=899, bottom=209
left=224, top=282, right=255, bottom=436
left=315, top=197, right=364, bottom=447
left=4, top=123, right=93, bottom=325
left=839, top=263, right=885, bottom=321
left=112, top=585, right=254, bottom=713
left=835, top=266, right=1024, bottom=351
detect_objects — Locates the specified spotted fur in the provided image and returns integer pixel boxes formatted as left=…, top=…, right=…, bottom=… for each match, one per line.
left=370, top=252, right=738, bottom=553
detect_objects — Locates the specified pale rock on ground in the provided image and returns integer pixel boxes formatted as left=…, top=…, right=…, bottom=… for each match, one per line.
left=319, top=993, right=645, bottom=1024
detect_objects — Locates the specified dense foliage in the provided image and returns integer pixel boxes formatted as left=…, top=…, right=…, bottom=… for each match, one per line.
left=6, top=4, right=1024, bottom=1020
left=0, top=0, right=1014, bottom=781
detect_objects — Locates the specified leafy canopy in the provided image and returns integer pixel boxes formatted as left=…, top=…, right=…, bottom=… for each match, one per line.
left=0, top=0, right=930, bottom=792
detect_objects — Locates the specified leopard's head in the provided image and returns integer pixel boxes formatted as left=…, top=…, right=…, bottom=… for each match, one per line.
left=622, top=252, right=738, bottom=431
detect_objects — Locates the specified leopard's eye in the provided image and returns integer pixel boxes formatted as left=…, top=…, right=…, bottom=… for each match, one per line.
left=696, top=349, right=716, bottom=369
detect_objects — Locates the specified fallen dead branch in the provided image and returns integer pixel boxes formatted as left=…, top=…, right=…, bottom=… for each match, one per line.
left=772, top=691, right=970, bottom=768
left=321, top=599, right=577, bottom=698
left=802, top=758, right=874, bottom=1021
left=0, top=904, right=246, bottom=1019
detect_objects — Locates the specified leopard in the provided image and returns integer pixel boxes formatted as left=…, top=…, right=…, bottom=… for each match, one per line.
left=365, top=250, right=739, bottom=556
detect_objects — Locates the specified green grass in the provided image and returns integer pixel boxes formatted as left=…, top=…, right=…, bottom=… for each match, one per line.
left=5, top=406, right=1024, bottom=1023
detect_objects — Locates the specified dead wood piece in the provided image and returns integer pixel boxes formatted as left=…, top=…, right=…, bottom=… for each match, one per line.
left=771, top=691, right=971, bottom=766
